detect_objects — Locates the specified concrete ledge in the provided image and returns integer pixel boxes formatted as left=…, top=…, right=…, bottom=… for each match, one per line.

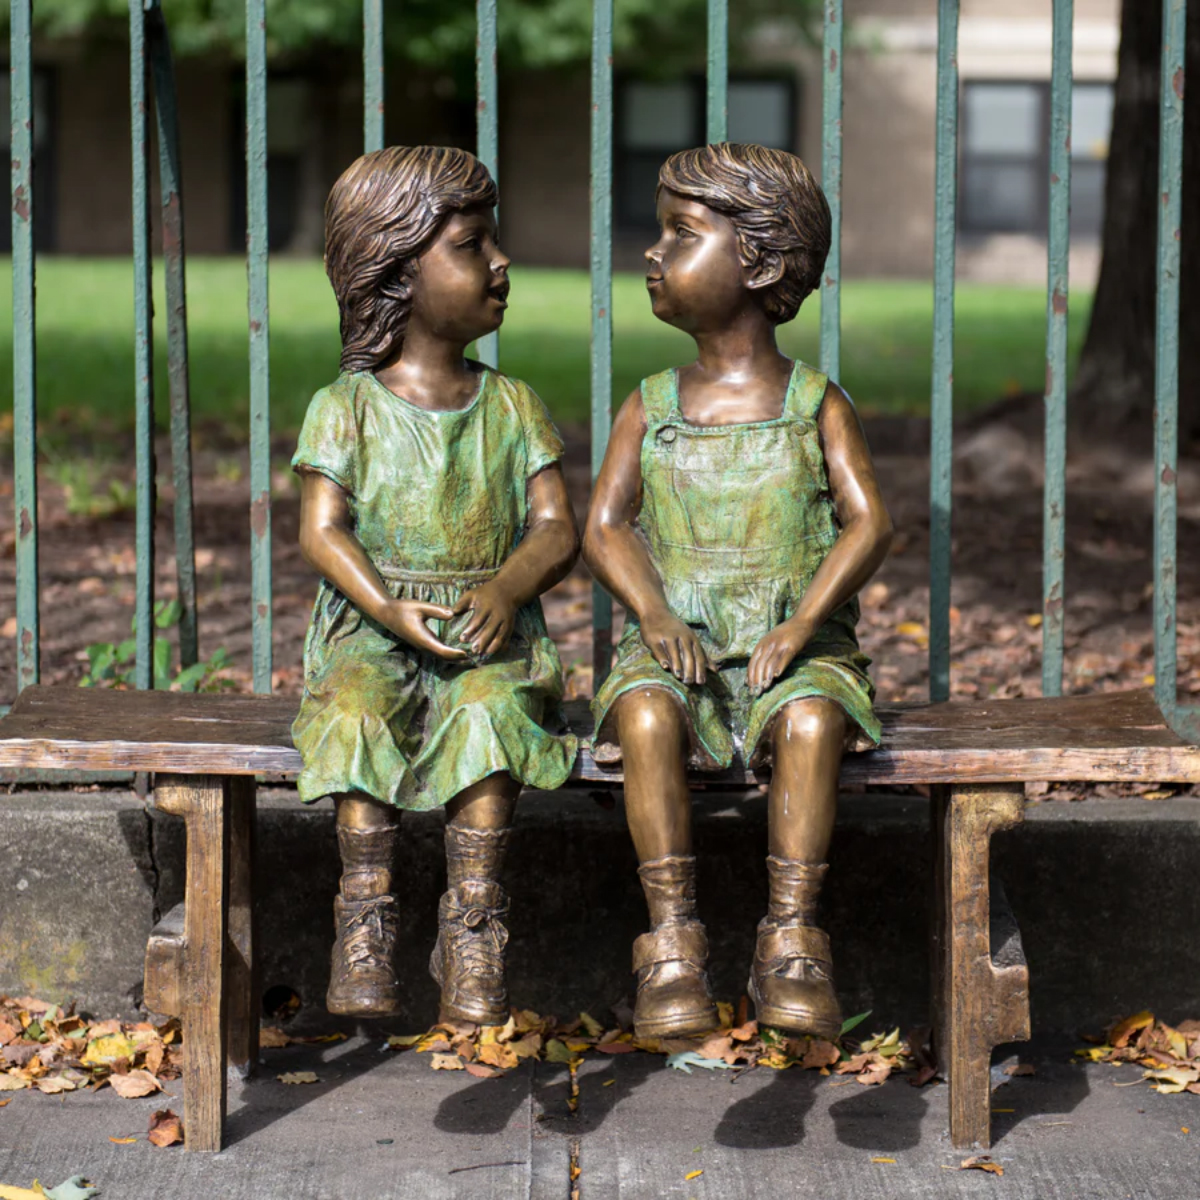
left=2, top=788, right=1198, bottom=1032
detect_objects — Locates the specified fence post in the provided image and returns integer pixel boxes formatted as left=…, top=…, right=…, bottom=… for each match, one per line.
left=364, top=0, right=385, bottom=154
left=706, top=0, right=728, bottom=143
left=476, top=0, right=499, bottom=369
left=820, top=0, right=843, bottom=381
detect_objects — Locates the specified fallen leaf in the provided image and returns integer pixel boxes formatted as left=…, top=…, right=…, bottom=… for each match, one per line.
left=147, top=1108, right=184, bottom=1148
left=464, top=1062, right=501, bottom=1079
left=34, top=1075, right=76, bottom=1095
left=109, top=1137, right=137, bottom=1144
left=856, top=1065, right=892, bottom=1086
left=960, top=1155, right=1004, bottom=1176
left=82, top=1033, right=136, bottom=1067
left=0, top=1185, right=45, bottom=1200
left=386, top=1034, right=422, bottom=1051
left=1111, top=1011, right=1155, bottom=1049
left=42, top=1179, right=99, bottom=1200
left=684, top=1169, right=703, bottom=1180
left=544, top=1040, right=579, bottom=1066
left=507, top=1034, right=543, bottom=1059
left=0, top=1074, right=27, bottom=1092
left=1144, top=1066, right=1200, bottom=1094
left=0, top=1099, right=9, bottom=1108
left=108, top=1069, right=161, bottom=1099
left=595, top=1041, right=636, bottom=1055
left=666, top=1050, right=736, bottom=1074
left=259, top=1026, right=290, bottom=1049
left=277, top=1071, right=319, bottom=1085
left=0, top=1021, right=18, bottom=1047
left=1003, top=1063, right=1036, bottom=1077
left=142, top=1040, right=165, bottom=1077
left=871, top=1157, right=897, bottom=1164
left=800, top=1040, right=840, bottom=1070
left=476, top=1043, right=518, bottom=1070
left=430, top=1054, right=464, bottom=1072
left=578, top=1013, right=604, bottom=1038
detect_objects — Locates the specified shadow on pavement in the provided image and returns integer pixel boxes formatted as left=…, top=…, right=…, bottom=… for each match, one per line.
left=713, top=1067, right=822, bottom=1149
left=433, top=1061, right=536, bottom=1135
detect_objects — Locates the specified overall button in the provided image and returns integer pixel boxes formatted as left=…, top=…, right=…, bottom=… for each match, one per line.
left=657, top=427, right=678, bottom=445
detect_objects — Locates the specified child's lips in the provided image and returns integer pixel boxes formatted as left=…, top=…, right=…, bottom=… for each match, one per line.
left=488, top=282, right=510, bottom=306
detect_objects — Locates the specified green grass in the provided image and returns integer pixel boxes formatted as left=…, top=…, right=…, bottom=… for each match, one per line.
left=0, top=258, right=1094, bottom=437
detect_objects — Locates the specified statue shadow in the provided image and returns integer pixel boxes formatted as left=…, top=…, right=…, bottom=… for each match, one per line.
left=712, top=1066, right=822, bottom=1149
left=433, top=1060, right=538, bottom=1136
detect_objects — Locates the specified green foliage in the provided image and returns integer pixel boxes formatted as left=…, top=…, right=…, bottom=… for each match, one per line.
left=80, top=598, right=233, bottom=691
left=7, top=0, right=819, bottom=69
left=43, top=454, right=136, bottom=518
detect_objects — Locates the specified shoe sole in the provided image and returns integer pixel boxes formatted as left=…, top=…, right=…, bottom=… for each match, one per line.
left=750, top=997, right=840, bottom=1041
left=633, top=1006, right=720, bottom=1040
left=326, top=993, right=403, bottom=1018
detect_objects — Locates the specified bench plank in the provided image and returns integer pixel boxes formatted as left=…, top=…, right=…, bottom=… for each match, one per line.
left=0, top=686, right=1197, bottom=783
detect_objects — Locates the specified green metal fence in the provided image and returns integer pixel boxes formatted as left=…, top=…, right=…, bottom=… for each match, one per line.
left=7, top=0, right=1197, bottom=742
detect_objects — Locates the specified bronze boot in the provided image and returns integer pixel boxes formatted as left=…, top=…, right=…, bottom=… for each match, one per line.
left=326, top=822, right=403, bottom=1017
left=632, top=855, right=719, bottom=1039
left=429, top=825, right=511, bottom=1025
left=748, top=857, right=842, bottom=1040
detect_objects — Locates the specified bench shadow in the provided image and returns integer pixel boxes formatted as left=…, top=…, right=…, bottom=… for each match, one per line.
left=224, top=1031, right=395, bottom=1146
left=713, top=1066, right=821, bottom=1149
left=433, top=1060, right=537, bottom=1135
left=828, top=1075, right=931, bottom=1152
left=987, top=1040, right=1092, bottom=1144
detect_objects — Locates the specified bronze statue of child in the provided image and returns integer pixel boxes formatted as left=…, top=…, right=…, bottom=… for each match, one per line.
left=292, top=146, right=579, bottom=1024
left=584, top=143, right=892, bottom=1040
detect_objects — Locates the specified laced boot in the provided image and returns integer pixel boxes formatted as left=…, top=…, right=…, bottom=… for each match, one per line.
left=327, top=823, right=403, bottom=1017
left=748, top=857, right=842, bottom=1039
left=430, top=825, right=511, bottom=1025
left=632, top=855, right=718, bottom=1039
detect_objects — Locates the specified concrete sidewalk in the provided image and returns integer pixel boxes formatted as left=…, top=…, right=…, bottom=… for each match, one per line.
left=0, top=1036, right=1195, bottom=1199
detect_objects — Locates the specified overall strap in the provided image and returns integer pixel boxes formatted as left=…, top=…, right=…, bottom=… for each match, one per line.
left=783, top=360, right=830, bottom=423
left=639, top=369, right=681, bottom=430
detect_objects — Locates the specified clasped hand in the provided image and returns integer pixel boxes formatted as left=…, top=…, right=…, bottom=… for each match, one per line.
left=380, top=580, right=517, bottom=661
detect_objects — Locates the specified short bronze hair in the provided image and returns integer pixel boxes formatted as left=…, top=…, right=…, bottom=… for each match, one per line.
left=324, top=145, right=498, bottom=373
left=658, top=143, right=831, bottom=325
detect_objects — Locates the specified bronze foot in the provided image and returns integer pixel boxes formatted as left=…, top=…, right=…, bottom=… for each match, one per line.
left=429, top=878, right=511, bottom=1025
left=748, top=856, right=842, bottom=1039
left=633, top=918, right=719, bottom=1038
left=327, top=893, right=403, bottom=1017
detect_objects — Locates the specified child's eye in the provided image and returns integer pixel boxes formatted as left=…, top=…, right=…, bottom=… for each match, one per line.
left=459, top=237, right=481, bottom=251
left=675, top=224, right=694, bottom=239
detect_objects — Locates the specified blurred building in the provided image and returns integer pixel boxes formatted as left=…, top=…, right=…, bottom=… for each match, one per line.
left=2, top=0, right=1118, bottom=283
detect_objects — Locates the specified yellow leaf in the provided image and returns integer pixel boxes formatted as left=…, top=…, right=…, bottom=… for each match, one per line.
left=109, top=1137, right=138, bottom=1145
left=1025, top=613, right=1043, bottom=628
left=757, top=1051, right=792, bottom=1070
left=82, top=1033, right=137, bottom=1066
left=716, top=1001, right=734, bottom=1029
left=386, top=1034, right=422, bottom=1051
left=430, top=1054, right=465, bottom=1072
left=507, top=1034, right=543, bottom=1060
left=476, top=1043, right=518, bottom=1070
left=564, top=1039, right=593, bottom=1054
left=684, top=1169, right=703, bottom=1181
left=1111, top=1012, right=1155, bottom=1048
left=960, top=1155, right=1004, bottom=1176
left=871, top=1157, right=896, bottom=1164
left=896, top=622, right=927, bottom=641
left=578, top=1013, right=604, bottom=1038
left=277, top=1071, right=319, bottom=1085
left=0, top=1074, right=28, bottom=1092
left=0, top=1185, right=47, bottom=1200
left=1144, top=1066, right=1200, bottom=1094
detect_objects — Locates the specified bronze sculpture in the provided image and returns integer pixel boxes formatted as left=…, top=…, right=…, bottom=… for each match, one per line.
left=584, top=144, right=892, bottom=1040
left=292, top=146, right=579, bottom=1022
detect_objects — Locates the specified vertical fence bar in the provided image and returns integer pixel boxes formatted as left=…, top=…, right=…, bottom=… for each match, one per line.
left=1041, top=0, right=1072, bottom=697
left=819, top=0, right=843, bottom=380
left=706, top=0, right=728, bottom=143
left=591, top=0, right=614, bottom=685
left=130, top=0, right=156, bottom=690
left=148, top=2, right=198, bottom=670
left=246, top=0, right=272, bottom=693
left=10, top=0, right=38, bottom=691
left=928, top=0, right=958, bottom=703
left=1154, top=0, right=1190, bottom=732
left=476, top=0, right=499, bottom=368
left=363, top=0, right=384, bottom=153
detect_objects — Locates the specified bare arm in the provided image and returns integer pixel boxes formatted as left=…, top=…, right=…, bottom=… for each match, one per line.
left=748, top=383, right=893, bottom=692
left=583, top=391, right=708, bottom=684
left=298, top=469, right=467, bottom=660
left=452, top=463, right=580, bottom=657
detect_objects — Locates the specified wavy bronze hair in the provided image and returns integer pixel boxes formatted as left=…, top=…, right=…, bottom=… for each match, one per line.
left=324, top=146, right=498, bottom=373
left=658, top=143, right=830, bottom=325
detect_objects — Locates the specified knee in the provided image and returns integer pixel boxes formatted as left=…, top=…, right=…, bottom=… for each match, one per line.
left=773, top=697, right=846, bottom=750
left=615, top=687, right=686, bottom=753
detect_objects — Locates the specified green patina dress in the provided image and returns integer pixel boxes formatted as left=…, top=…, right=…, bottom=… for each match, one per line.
left=592, top=359, right=881, bottom=769
left=291, top=366, right=578, bottom=811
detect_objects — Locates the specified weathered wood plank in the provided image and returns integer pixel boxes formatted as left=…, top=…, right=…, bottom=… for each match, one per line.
left=157, top=775, right=230, bottom=1152
left=1, top=686, right=1197, bottom=783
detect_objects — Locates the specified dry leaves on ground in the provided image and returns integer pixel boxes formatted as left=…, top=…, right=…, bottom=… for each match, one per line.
left=146, top=1108, right=184, bottom=1148
left=960, top=1155, right=1004, bottom=1176
left=0, top=995, right=181, bottom=1100
left=1077, top=1011, right=1200, bottom=1094
left=378, top=1002, right=925, bottom=1086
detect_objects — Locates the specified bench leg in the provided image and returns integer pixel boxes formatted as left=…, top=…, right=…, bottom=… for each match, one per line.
left=226, top=776, right=258, bottom=1079
left=156, top=775, right=231, bottom=1152
left=931, top=783, right=1031, bottom=1150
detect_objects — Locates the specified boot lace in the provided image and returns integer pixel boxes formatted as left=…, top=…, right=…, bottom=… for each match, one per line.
left=342, top=897, right=399, bottom=970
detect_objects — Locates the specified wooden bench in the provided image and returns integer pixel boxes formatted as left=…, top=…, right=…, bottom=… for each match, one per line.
left=2, top=683, right=1198, bottom=1151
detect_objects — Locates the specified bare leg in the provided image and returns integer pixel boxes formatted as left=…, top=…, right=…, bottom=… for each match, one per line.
left=433, top=773, right=520, bottom=1025
left=750, top=697, right=847, bottom=1039
left=613, top=687, right=717, bottom=1037
left=327, top=791, right=402, bottom=1017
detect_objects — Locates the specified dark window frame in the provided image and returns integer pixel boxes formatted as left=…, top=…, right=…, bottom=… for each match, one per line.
left=0, top=65, right=58, bottom=253
left=614, top=71, right=798, bottom=234
left=960, top=78, right=1111, bottom=237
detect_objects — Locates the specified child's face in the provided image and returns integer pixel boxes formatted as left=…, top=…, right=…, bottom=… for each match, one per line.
left=410, top=206, right=510, bottom=345
left=644, top=190, right=751, bottom=335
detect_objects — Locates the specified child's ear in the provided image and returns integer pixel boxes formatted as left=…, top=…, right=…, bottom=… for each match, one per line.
left=745, top=250, right=784, bottom=293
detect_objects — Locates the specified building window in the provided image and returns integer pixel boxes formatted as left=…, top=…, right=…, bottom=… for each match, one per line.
left=961, top=80, right=1113, bottom=237
left=0, top=68, right=57, bottom=252
left=615, top=74, right=796, bottom=232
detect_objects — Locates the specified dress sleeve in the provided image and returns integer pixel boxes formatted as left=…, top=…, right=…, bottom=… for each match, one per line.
left=292, top=383, right=357, bottom=493
left=515, top=381, right=565, bottom=479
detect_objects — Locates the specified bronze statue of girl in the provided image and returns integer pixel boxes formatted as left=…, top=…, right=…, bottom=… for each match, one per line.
left=585, top=143, right=892, bottom=1040
left=292, top=146, right=579, bottom=1023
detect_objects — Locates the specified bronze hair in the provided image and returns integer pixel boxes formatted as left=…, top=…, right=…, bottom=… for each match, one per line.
left=658, top=143, right=831, bottom=325
left=324, top=146, right=498, bottom=373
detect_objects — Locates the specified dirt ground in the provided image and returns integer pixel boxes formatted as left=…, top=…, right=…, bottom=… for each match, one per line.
left=2, top=409, right=1198, bottom=794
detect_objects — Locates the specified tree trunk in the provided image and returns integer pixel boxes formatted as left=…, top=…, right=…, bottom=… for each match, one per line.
left=1070, top=0, right=1199, bottom=445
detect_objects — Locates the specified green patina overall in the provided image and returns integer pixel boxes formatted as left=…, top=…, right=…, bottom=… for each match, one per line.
left=593, top=359, right=881, bottom=768
left=292, top=367, right=577, bottom=811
